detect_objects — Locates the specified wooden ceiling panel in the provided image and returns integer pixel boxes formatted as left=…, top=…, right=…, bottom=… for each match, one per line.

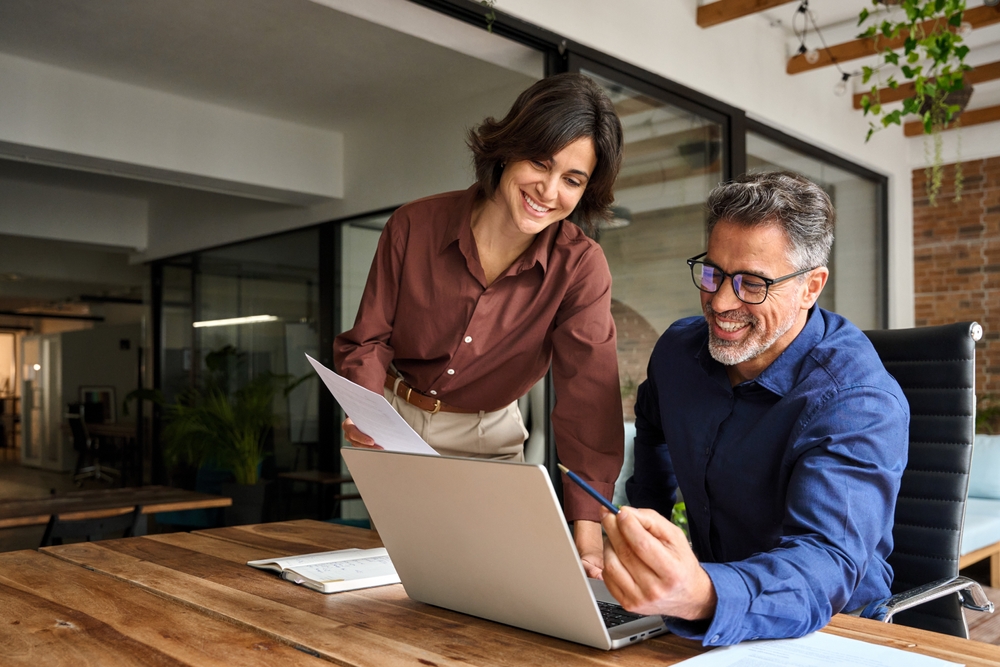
left=697, top=0, right=797, bottom=28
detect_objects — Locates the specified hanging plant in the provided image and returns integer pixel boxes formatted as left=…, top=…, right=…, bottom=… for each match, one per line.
left=857, top=0, right=972, bottom=205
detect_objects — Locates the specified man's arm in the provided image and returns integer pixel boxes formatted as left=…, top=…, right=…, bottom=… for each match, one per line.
left=607, top=385, right=907, bottom=646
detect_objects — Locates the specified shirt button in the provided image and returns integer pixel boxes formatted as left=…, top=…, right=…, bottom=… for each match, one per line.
left=464, top=336, right=472, bottom=343
left=710, top=634, right=720, bottom=644
left=447, top=369, right=455, bottom=375
left=429, top=390, right=437, bottom=395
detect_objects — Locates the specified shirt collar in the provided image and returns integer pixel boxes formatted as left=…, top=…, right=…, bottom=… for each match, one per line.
left=752, top=306, right=823, bottom=397
left=443, top=183, right=561, bottom=276
left=695, top=306, right=823, bottom=397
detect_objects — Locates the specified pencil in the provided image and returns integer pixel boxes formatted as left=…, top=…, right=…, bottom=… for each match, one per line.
left=557, top=463, right=619, bottom=514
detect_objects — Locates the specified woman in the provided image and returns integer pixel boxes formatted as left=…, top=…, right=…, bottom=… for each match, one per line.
left=334, top=73, right=624, bottom=577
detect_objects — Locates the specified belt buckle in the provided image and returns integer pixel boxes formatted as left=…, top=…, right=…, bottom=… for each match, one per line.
left=429, top=400, right=441, bottom=415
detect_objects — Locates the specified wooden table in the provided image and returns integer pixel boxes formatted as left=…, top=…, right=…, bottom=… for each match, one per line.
left=0, top=485, right=232, bottom=531
left=0, top=520, right=992, bottom=666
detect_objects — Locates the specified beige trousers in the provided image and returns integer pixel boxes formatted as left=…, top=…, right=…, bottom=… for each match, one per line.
left=382, top=385, right=527, bottom=461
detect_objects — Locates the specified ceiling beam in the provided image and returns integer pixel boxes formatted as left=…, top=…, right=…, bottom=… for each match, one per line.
left=853, top=60, right=1000, bottom=109
left=787, top=5, right=1000, bottom=74
left=625, top=126, right=721, bottom=162
left=903, top=103, right=1000, bottom=136
left=615, top=161, right=721, bottom=191
left=697, top=0, right=797, bottom=28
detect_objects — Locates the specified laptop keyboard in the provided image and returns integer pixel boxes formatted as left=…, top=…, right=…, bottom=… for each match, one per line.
left=597, top=600, right=646, bottom=628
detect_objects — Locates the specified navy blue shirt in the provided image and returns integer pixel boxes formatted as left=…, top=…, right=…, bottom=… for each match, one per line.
left=626, top=308, right=908, bottom=646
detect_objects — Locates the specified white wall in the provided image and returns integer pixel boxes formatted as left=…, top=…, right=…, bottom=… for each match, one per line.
left=136, top=78, right=532, bottom=262
left=0, top=51, right=344, bottom=212
left=494, top=0, right=917, bottom=327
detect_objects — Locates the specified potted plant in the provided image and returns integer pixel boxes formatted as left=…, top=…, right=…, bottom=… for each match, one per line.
left=161, top=346, right=287, bottom=525
left=857, top=0, right=972, bottom=205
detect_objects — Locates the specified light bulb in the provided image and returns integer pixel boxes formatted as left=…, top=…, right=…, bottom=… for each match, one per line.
left=834, top=74, right=849, bottom=97
left=33, top=364, right=41, bottom=371
left=805, top=48, right=820, bottom=64
left=959, top=21, right=973, bottom=36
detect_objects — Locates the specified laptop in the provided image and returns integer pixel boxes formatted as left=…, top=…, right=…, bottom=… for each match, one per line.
left=340, top=447, right=668, bottom=650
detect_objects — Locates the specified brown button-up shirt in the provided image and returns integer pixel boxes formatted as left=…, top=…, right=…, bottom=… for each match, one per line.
left=334, top=186, right=624, bottom=522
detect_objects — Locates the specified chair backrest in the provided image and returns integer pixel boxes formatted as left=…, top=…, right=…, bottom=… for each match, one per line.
left=67, top=407, right=89, bottom=453
left=864, top=321, right=981, bottom=637
left=39, top=505, right=143, bottom=547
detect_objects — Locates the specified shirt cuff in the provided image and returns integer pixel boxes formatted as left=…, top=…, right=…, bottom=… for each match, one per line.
left=668, top=563, right=751, bottom=647
left=562, top=479, right=616, bottom=523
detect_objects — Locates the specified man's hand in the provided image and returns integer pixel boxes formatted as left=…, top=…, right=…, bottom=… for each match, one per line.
left=574, top=519, right=605, bottom=579
left=601, top=506, right=717, bottom=621
left=341, top=417, right=382, bottom=449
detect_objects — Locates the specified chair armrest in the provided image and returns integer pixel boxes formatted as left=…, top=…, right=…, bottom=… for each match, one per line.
left=861, top=576, right=994, bottom=623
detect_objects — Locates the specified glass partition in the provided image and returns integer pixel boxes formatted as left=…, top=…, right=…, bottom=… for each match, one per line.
left=158, top=228, right=320, bottom=480
left=747, top=129, right=885, bottom=329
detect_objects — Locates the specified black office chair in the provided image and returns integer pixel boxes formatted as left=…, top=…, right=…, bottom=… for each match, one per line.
left=68, top=404, right=119, bottom=485
left=39, top=505, right=143, bottom=547
left=860, top=321, right=994, bottom=637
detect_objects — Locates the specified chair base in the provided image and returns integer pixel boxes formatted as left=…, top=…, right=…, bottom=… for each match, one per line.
left=74, top=463, right=121, bottom=485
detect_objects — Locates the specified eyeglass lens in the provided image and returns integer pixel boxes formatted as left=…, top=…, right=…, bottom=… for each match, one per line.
left=691, top=263, right=768, bottom=304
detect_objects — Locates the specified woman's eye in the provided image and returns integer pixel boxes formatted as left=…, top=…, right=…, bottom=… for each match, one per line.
left=530, top=160, right=545, bottom=168
left=565, top=178, right=582, bottom=188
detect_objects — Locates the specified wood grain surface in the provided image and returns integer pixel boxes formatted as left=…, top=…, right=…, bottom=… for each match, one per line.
left=21, top=520, right=1000, bottom=667
left=0, top=549, right=326, bottom=666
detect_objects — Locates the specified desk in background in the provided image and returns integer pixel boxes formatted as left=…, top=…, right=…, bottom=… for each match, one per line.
left=0, top=519, right=993, bottom=666
left=0, top=485, right=231, bottom=535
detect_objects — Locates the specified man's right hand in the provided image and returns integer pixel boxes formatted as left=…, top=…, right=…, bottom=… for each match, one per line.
left=341, top=417, right=382, bottom=449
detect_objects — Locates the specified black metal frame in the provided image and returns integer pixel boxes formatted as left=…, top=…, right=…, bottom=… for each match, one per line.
left=747, top=118, right=891, bottom=328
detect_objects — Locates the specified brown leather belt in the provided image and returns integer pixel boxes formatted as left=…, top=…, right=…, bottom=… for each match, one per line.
left=384, top=373, right=479, bottom=414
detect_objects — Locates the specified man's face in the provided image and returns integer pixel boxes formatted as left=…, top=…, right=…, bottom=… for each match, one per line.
left=700, top=220, right=827, bottom=383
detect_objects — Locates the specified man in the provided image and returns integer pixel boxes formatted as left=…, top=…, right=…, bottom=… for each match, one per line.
left=601, top=172, right=908, bottom=646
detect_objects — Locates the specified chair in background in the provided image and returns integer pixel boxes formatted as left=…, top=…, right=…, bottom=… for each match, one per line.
left=68, top=404, right=119, bottom=485
left=39, top=505, right=143, bottom=547
left=861, top=321, right=994, bottom=637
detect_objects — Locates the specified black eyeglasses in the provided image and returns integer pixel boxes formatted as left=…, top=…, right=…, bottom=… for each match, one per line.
left=686, top=253, right=816, bottom=305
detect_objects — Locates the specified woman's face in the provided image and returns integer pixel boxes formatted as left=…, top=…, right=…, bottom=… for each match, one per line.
left=495, top=136, right=597, bottom=237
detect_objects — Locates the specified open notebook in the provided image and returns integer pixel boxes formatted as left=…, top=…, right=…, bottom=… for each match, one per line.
left=341, top=447, right=667, bottom=650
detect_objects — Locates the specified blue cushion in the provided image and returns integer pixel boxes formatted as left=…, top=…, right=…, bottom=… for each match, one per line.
left=969, top=435, right=1000, bottom=500
left=962, top=497, right=1000, bottom=554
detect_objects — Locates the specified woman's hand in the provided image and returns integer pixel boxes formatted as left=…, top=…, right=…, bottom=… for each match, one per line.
left=341, top=417, right=382, bottom=449
left=574, top=519, right=605, bottom=579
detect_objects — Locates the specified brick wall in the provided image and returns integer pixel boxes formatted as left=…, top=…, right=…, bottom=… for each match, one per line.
left=913, top=156, right=1000, bottom=401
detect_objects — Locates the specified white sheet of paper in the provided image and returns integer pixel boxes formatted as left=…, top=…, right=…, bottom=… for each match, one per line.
left=305, top=355, right=438, bottom=455
left=673, top=631, right=962, bottom=667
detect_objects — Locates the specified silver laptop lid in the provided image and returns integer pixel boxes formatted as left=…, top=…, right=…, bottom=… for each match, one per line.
left=341, top=447, right=619, bottom=649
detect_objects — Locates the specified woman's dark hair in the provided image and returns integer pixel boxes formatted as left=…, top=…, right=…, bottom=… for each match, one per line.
left=467, top=73, right=624, bottom=233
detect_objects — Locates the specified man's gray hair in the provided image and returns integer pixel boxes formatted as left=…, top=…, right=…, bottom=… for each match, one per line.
left=706, top=171, right=834, bottom=271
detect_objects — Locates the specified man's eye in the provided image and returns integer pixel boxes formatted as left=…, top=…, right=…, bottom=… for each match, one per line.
left=741, top=278, right=767, bottom=293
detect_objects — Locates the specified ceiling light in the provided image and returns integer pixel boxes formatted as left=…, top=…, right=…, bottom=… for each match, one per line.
left=193, top=315, right=280, bottom=328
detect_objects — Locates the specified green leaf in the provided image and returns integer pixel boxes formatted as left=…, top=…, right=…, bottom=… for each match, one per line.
left=888, top=77, right=899, bottom=89
left=956, top=45, right=970, bottom=60
left=948, top=11, right=962, bottom=28
left=901, top=65, right=915, bottom=78
left=871, top=103, right=882, bottom=116
left=859, top=26, right=877, bottom=39
left=881, top=21, right=894, bottom=38
left=859, top=8, right=870, bottom=26
left=862, top=65, right=874, bottom=84
left=861, top=95, right=872, bottom=114
left=904, top=36, right=917, bottom=54
left=865, top=127, right=875, bottom=143
left=907, top=51, right=920, bottom=64
left=885, top=51, right=900, bottom=66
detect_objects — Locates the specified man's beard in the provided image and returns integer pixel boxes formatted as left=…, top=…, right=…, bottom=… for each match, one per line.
left=704, top=301, right=797, bottom=367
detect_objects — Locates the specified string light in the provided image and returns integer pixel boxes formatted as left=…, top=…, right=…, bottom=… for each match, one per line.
left=793, top=0, right=860, bottom=97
